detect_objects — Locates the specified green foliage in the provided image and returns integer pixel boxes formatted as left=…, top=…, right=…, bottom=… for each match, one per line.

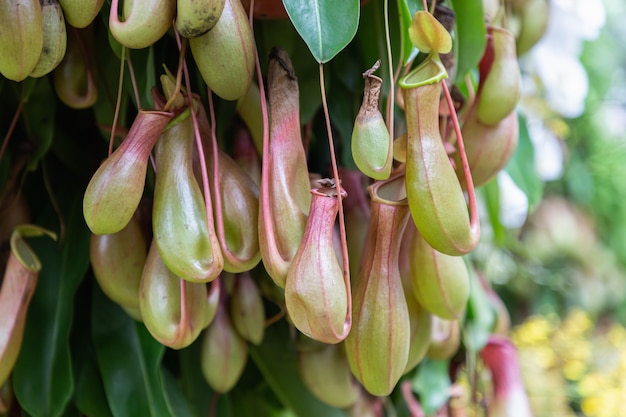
left=91, top=288, right=171, bottom=417
left=249, top=322, right=348, bottom=417
left=449, top=0, right=486, bottom=84
left=14, top=192, right=90, bottom=417
left=282, top=0, right=360, bottom=63
left=411, top=358, right=451, bottom=414
left=1, top=0, right=605, bottom=415
left=506, top=113, right=543, bottom=211
left=397, top=0, right=423, bottom=64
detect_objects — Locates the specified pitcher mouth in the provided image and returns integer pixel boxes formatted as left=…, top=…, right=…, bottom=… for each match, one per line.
left=369, top=172, right=408, bottom=206
left=399, top=54, right=448, bottom=89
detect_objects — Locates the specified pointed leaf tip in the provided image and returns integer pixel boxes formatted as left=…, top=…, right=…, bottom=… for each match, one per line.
left=282, top=0, right=360, bottom=63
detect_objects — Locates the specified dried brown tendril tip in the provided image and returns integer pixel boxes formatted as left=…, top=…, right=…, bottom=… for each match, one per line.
left=362, top=60, right=381, bottom=78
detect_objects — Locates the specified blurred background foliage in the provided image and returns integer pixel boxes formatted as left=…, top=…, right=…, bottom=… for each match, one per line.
left=494, top=0, right=626, bottom=414
left=481, top=0, right=626, bottom=324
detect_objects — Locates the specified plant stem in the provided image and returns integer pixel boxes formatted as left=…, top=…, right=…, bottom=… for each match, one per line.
left=109, top=47, right=126, bottom=156
left=442, top=80, right=480, bottom=237
left=163, top=37, right=187, bottom=111
left=208, top=391, right=219, bottom=417
left=250, top=0, right=280, bottom=285
left=383, top=0, right=395, bottom=144
left=0, top=98, right=24, bottom=164
left=176, top=30, right=220, bottom=266
left=179, top=278, right=189, bottom=336
left=126, top=52, right=142, bottom=109
left=264, top=306, right=286, bottom=327
left=318, top=63, right=352, bottom=337
left=207, top=89, right=228, bottom=257
left=42, top=158, right=65, bottom=242
left=401, top=381, right=425, bottom=417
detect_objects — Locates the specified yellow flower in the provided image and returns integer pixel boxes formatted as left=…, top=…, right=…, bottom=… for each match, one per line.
left=561, top=309, right=592, bottom=337
left=577, top=372, right=605, bottom=396
left=563, top=359, right=586, bottom=381
left=512, top=316, right=553, bottom=346
left=581, top=395, right=601, bottom=416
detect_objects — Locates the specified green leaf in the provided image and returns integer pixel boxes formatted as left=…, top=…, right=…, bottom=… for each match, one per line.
left=505, top=113, right=543, bottom=212
left=73, top=341, right=114, bottom=417
left=179, top=339, right=213, bottom=417
left=91, top=286, right=170, bottom=417
left=449, top=0, right=486, bottom=84
left=398, top=0, right=423, bottom=64
left=355, top=0, right=385, bottom=81
left=482, top=179, right=506, bottom=245
left=248, top=322, right=348, bottom=417
left=13, top=193, right=91, bottom=417
left=230, top=385, right=283, bottom=417
left=411, top=358, right=451, bottom=415
left=72, top=281, right=114, bottom=417
left=463, top=262, right=496, bottom=353
left=282, top=0, right=360, bottom=63
left=60, top=405, right=81, bottom=417
left=161, top=368, right=195, bottom=417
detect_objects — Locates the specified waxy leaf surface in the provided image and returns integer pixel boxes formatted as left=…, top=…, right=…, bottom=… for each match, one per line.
left=282, top=0, right=360, bottom=63
left=91, top=287, right=170, bottom=417
left=13, top=194, right=90, bottom=417
left=450, top=0, right=486, bottom=84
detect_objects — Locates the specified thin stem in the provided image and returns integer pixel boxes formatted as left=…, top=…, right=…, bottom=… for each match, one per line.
left=208, top=392, right=219, bottom=417
left=264, top=306, right=286, bottom=327
left=383, top=0, right=395, bottom=144
left=149, top=153, right=157, bottom=174
left=42, top=158, right=65, bottom=242
left=109, top=47, right=126, bottom=156
left=318, top=63, right=352, bottom=337
left=126, top=52, right=142, bottom=109
left=383, top=397, right=398, bottom=417
left=401, top=381, right=425, bottom=417
left=390, top=52, right=404, bottom=118
left=163, top=37, right=187, bottom=111
left=422, top=0, right=427, bottom=12
left=250, top=0, right=275, bottom=285
left=174, top=28, right=223, bottom=278
left=207, top=89, right=226, bottom=254
left=179, top=42, right=217, bottom=244
left=179, top=278, right=189, bottom=335
left=442, top=80, right=480, bottom=236
left=0, top=98, right=25, bottom=163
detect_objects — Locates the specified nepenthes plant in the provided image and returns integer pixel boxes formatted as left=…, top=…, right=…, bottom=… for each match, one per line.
left=0, top=0, right=550, bottom=415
